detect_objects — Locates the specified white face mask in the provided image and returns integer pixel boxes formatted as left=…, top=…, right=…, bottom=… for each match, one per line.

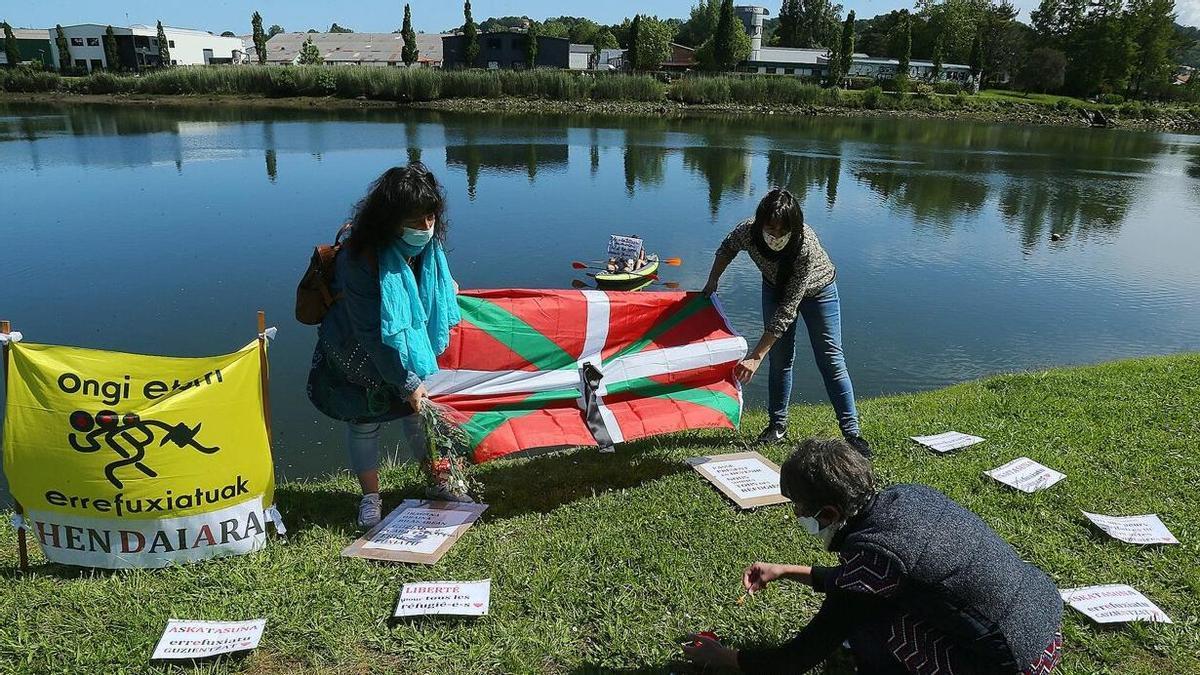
left=764, top=230, right=791, bottom=251
left=798, top=511, right=842, bottom=549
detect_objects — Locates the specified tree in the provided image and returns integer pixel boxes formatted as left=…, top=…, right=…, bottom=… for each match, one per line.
left=2, top=22, right=18, bottom=68
left=328, top=23, right=353, bottom=33
left=103, top=26, right=121, bottom=70
left=677, top=0, right=721, bottom=47
left=1016, top=46, right=1066, bottom=92
left=968, top=30, right=982, bottom=79
left=251, top=12, right=267, bottom=65
left=713, top=0, right=741, bottom=70
left=221, top=31, right=236, bottom=37
left=401, top=4, right=419, bottom=66
left=798, top=0, right=839, bottom=48
left=462, top=1, right=479, bottom=67
left=633, top=16, right=677, bottom=70
left=980, top=1, right=1027, bottom=87
left=157, top=21, right=171, bottom=66
left=628, top=15, right=643, bottom=70
left=1126, top=0, right=1177, bottom=96
left=593, top=30, right=619, bottom=52
left=54, top=24, right=71, bottom=72
left=298, top=36, right=323, bottom=65
left=268, top=24, right=285, bottom=37
left=833, top=10, right=855, bottom=81
left=526, top=22, right=538, bottom=67
left=777, top=0, right=800, bottom=46
left=896, top=10, right=912, bottom=87
left=931, top=32, right=944, bottom=80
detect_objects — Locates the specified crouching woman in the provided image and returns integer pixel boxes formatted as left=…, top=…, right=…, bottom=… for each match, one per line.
left=684, top=438, right=1064, bottom=675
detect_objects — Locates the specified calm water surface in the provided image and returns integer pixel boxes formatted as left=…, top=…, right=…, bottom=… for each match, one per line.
left=1, top=103, right=1198, bottom=489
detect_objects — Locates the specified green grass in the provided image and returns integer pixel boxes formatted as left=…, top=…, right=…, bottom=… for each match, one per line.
left=2, top=354, right=1199, bottom=673
left=978, top=89, right=1095, bottom=106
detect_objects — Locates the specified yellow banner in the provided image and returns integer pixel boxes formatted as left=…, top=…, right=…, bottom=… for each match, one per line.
left=2, top=340, right=276, bottom=569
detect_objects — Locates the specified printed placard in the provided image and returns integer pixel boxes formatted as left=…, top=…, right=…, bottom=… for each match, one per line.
left=984, top=457, right=1065, bottom=493
left=151, top=619, right=266, bottom=661
left=394, top=579, right=491, bottom=618
left=607, top=235, right=643, bottom=259
left=1082, top=512, right=1179, bottom=545
left=911, top=431, right=985, bottom=453
left=687, top=451, right=790, bottom=509
left=341, top=500, right=488, bottom=564
left=1061, top=585, right=1172, bottom=624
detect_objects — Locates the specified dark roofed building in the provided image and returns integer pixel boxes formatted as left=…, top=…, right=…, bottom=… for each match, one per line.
left=442, top=31, right=571, bottom=69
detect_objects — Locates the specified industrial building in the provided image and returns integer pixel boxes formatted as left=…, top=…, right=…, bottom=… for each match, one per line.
left=0, top=28, right=52, bottom=67
left=45, top=24, right=245, bottom=71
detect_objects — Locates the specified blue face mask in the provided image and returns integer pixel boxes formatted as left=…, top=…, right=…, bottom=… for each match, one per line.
left=401, top=227, right=434, bottom=248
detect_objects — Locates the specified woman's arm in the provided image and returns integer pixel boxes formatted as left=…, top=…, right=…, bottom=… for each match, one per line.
left=734, top=332, right=778, bottom=384
left=703, top=252, right=735, bottom=296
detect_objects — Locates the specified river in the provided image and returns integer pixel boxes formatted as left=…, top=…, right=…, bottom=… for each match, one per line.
left=1, top=102, right=1198, bottom=487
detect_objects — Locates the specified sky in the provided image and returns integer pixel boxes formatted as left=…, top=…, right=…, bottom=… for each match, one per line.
left=8, top=0, right=1199, bottom=35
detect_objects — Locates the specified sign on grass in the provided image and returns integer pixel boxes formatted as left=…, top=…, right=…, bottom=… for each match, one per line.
left=687, top=451, right=790, bottom=509
left=1060, top=584, right=1172, bottom=624
left=151, top=619, right=266, bottom=661
left=1082, top=512, right=1179, bottom=545
left=984, top=457, right=1065, bottom=493
left=394, top=579, right=491, bottom=618
left=910, top=431, right=985, bottom=453
left=342, top=499, right=488, bottom=565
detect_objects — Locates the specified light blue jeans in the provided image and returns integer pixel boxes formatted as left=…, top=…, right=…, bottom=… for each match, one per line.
left=762, top=281, right=860, bottom=437
left=346, top=418, right=424, bottom=474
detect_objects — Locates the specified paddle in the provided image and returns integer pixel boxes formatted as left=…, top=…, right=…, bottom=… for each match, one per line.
left=572, top=257, right=683, bottom=271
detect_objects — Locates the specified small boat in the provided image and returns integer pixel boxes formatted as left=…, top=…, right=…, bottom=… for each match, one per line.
left=593, top=255, right=660, bottom=288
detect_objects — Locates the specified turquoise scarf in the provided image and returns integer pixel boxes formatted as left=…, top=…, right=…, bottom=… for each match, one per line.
left=378, top=238, right=461, bottom=379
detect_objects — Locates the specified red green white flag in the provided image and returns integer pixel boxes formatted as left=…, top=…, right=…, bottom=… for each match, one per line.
left=428, top=290, right=747, bottom=463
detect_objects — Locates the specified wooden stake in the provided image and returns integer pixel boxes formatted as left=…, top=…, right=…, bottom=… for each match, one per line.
left=1, top=319, right=29, bottom=572
left=257, top=311, right=273, bottom=445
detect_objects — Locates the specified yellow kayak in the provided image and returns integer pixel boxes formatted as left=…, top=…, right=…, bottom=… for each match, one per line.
left=594, top=256, right=659, bottom=286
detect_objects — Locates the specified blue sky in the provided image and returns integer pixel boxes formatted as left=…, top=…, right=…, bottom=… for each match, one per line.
left=8, top=0, right=1198, bottom=34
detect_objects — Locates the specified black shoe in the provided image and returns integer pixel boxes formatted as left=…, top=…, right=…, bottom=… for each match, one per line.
left=845, top=434, right=872, bottom=458
left=756, top=423, right=788, bottom=445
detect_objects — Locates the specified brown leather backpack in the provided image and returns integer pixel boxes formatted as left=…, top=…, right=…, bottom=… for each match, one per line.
left=295, top=223, right=352, bottom=325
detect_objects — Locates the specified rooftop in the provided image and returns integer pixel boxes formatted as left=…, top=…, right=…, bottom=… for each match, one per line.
left=266, top=32, right=445, bottom=65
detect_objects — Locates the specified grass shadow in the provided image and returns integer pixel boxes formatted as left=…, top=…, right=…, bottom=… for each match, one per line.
left=473, top=439, right=696, bottom=521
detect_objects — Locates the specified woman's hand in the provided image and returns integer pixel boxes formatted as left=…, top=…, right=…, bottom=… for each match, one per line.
left=408, top=384, right=428, bottom=412
left=734, top=356, right=763, bottom=384
left=742, top=562, right=787, bottom=594
left=681, top=634, right=739, bottom=670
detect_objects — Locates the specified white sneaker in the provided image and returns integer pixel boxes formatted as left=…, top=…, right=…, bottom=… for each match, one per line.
left=357, top=493, right=382, bottom=529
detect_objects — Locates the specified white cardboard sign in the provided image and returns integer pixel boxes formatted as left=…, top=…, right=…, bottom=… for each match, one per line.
left=1061, top=584, right=1172, bottom=624
left=363, top=506, right=473, bottom=555
left=984, top=457, right=1065, bottom=493
left=686, top=451, right=790, bottom=509
left=151, top=619, right=266, bottom=661
left=394, top=579, right=492, bottom=618
left=1082, top=512, right=1179, bottom=545
left=342, top=500, right=488, bottom=564
left=607, top=235, right=643, bottom=259
left=911, top=431, right=985, bottom=453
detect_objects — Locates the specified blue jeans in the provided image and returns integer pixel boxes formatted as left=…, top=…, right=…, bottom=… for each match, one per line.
left=346, top=417, right=425, bottom=475
left=761, top=281, right=860, bottom=437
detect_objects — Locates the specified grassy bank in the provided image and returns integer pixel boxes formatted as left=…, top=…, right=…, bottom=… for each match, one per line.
left=2, top=354, right=1199, bottom=673
left=3, top=66, right=1198, bottom=130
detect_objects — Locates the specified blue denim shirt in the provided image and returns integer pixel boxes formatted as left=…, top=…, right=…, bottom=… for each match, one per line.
left=307, top=247, right=422, bottom=423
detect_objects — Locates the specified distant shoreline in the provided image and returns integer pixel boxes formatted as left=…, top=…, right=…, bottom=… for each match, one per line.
left=4, top=91, right=1197, bottom=132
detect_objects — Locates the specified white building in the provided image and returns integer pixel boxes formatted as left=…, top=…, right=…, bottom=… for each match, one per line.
left=569, top=44, right=593, bottom=70
left=47, top=24, right=244, bottom=71
left=845, top=57, right=974, bottom=82
left=734, top=6, right=839, bottom=77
